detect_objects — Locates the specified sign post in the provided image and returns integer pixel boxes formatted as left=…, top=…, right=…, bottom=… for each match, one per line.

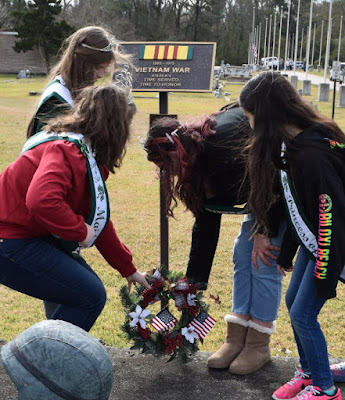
left=331, top=61, right=341, bottom=119
left=119, top=41, right=216, bottom=279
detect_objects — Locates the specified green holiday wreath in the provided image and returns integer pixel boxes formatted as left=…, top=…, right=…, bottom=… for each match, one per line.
left=120, top=267, right=216, bottom=363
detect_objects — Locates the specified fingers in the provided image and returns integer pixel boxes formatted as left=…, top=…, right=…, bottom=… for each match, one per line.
left=278, top=265, right=286, bottom=276
left=252, top=251, right=259, bottom=269
left=277, top=265, right=293, bottom=276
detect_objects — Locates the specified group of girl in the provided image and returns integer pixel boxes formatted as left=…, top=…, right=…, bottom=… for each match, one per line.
left=144, top=72, right=345, bottom=400
left=0, top=24, right=344, bottom=400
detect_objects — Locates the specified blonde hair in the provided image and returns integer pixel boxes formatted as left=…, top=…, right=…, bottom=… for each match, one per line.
left=46, top=83, right=131, bottom=173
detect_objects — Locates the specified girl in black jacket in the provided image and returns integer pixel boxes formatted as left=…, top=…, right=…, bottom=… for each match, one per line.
left=143, top=103, right=288, bottom=375
left=240, top=71, right=345, bottom=400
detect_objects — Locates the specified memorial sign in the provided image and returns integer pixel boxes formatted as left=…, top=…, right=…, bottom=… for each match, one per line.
left=118, top=41, right=217, bottom=92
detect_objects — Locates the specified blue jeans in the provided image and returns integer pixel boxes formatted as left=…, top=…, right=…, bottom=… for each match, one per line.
left=286, top=247, right=333, bottom=390
left=232, top=213, right=285, bottom=322
left=0, top=237, right=107, bottom=331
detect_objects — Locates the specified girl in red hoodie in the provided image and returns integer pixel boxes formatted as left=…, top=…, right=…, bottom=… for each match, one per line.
left=0, top=83, right=149, bottom=331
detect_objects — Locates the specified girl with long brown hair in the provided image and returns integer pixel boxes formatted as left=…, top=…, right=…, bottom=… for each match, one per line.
left=240, top=71, right=345, bottom=400
left=27, top=25, right=131, bottom=137
left=143, top=103, right=288, bottom=375
left=0, top=83, right=149, bottom=332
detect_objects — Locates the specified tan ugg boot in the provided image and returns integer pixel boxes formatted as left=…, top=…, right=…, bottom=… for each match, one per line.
left=207, top=315, right=249, bottom=369
left=228, top=320, right=276, bottom=375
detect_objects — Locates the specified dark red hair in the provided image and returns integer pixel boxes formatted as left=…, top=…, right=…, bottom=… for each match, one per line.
left=144, top=115, right=218, bottom=217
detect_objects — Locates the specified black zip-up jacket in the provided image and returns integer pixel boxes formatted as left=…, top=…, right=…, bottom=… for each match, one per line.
left=186, top=107, right=286, bottom=285
left=281, top=124, right=345, bottom=299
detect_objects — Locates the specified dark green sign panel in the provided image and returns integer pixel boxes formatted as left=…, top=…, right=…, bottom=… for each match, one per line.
left=119, top=41, right=216, bottom=92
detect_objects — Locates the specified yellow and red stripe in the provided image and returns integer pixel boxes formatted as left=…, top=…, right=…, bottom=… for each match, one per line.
left=139, top=45, right=194, bottom=60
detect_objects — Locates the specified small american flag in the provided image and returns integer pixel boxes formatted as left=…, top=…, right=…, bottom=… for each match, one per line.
left=190, top=310, right=216, bottom=339
left=151, top=308, right=177, bottom=332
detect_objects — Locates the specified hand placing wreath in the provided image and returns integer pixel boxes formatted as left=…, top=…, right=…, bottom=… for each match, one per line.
left=120, top=267, right=216, bottom=363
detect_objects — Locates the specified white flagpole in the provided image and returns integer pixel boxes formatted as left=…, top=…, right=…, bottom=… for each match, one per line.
left=318, top=20, right=324, bottom=68
left=311, top=23, right=316, bottom=67
left=251, top=6, right=255, bottom=65
left=258, top=23, right=262, bottom=63
left=272, top=11, right=277, bottom=61
left=277, top=6, right=283, bottom=71
left=293, top=0, right=301, bottom=74
left=299, top=28, right=304, bottom=63
left=263, top=18, right=268, bottom=60
left=284, top=0, right=291, bottom=71
left=305, top=0, right=314, bottom=80
left=337, top=15, right=343, bottom=62
left=324, top=0, right=333, bottom=82
left=268, top=14, right=272, bottom=60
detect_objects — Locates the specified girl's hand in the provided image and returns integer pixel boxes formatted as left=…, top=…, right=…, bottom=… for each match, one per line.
left=79, top=223, right=95, bottom=247
left=252, top=233, right=280, bottom=269
left=278, top=264, right=294, bottom=276
left=126, top=271, right=151, bottom=292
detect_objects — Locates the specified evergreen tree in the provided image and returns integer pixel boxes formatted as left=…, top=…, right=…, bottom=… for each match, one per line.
left=12, top=0, right=74, bottom=72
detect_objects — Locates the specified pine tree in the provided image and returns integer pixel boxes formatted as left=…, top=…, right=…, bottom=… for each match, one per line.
left=12, top=0, right=74, bottom=72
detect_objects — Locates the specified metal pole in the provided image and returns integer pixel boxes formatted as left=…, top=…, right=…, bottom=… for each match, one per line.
left=305, top=0, right=314, bottom=80
left=337, top=15, right=343, bottom=62
left=251, top=7, right=255, bottom=65
left=318, top=20, right=324, bottom=68
left=268, top=15, right=272, bottom=60
left=284, top=1, right=291, bottom=71
left=258, top=23, right=262, bottom=63
left=299, top=28, right=304, bottom=63
left=248, top=33, right=252, bottom=64
left=332, top=79, right=336, bottom=119
left=159, top=92, right=169, bottom=275
left=311, top=23, right=316, bottom=67
left=272, top=11, right=277, bottom=61
left=277, top=6, right=283, bottom=71
left=324, top=1, right=333, bottom=82
left=263, top=18, right=268, bottom=60
left=293, top=0, right=301, bottom=74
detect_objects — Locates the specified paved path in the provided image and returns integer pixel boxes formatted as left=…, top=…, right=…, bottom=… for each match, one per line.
left=1, top=344, right=344, bottom=400
left=282, top=70, right=345, bottom=93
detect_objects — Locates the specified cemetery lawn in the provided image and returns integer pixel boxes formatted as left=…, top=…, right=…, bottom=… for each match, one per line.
left=0, top=74, right=344, bottom=358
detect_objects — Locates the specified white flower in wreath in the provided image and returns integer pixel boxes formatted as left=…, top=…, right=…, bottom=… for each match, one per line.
left=187, top=293, right=197, bottom=306
left=129, top=305, right=151, bottom=329
left=181, top=326, right=199, bottom=344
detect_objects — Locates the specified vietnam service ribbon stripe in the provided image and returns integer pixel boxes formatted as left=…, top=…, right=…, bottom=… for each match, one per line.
left=139, top=45, right=194, bottom=60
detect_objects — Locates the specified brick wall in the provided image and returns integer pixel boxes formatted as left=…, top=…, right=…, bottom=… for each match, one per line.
left=0, top=32, right=47, bottom=75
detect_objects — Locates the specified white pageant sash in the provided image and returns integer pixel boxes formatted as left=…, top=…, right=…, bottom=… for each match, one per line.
left=37, top=75, right=74, bottom=110
left=21, top=131, right=110, bottom=253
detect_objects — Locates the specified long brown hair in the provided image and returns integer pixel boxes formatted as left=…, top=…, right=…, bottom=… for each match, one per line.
left=46, top=84, right=131, bottom=173
left=240, top=71, right=345, bottom=234
left=27, top=26, right=131, bottom=138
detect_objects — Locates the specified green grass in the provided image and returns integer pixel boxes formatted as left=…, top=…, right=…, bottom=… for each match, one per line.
left=0, top=74, right=345, bottom=358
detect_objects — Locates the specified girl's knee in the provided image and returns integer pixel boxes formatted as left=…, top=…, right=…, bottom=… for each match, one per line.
left=87, top=281, right=107, bottom=311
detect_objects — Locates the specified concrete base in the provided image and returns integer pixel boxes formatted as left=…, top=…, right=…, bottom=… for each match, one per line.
left=290, top=75, right=298, bottom=88
left=318, top=82, right=330, bottom=102
left=339, top=85, right=345, bottom=107
left=302, top=80, right=312, bottom=95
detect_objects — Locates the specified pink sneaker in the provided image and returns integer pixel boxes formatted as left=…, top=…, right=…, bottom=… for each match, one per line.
left=272, top=369, right=313, bottom=400
left=291, top=385, right=342, bottom=400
